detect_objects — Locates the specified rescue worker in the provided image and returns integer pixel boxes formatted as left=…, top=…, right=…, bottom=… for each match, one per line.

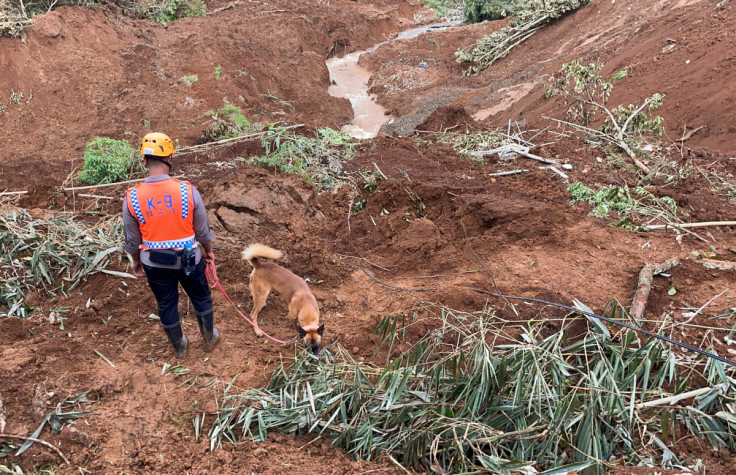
left=123, top=132, right=220, bottom=360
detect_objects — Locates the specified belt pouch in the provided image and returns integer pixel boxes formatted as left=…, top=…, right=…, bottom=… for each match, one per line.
left=148, top=249, right=180, bottom=266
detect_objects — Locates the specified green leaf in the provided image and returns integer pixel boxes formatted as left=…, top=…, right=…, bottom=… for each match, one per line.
left=611, top=69, right=628, bottom=81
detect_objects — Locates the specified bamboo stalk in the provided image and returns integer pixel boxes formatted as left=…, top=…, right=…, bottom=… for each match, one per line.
left=635, top=386, right=721, bottom=409
left=644, top=221, right=736, bottom=230
left=513, top=148, right=558, bottom=165
left=488, top=169, right=528, bottom=177
left=77, top=193, right=116, bottom=201
left=63, top=175, right=184, bottom=191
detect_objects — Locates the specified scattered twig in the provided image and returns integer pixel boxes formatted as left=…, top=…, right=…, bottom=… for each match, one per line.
left=0, top=190, right=28, bottom=196
left=372, top=162, right=388, bottom=180
left=677, top=125, right=705, bottom=142
left=488, top=169, right=528, bottom=177
left=93, top=350, right=116, bottom=368
left=544, top=116, right=651, bottom=174
left=0, top=433, right=70, bottom=465
left=680, top=289, right=729, bottom=325
left=539, top=166, right=568, bottom=180
left=336, top=254, right=392, bottom=272
left=630, top=259, right=680, bottom=323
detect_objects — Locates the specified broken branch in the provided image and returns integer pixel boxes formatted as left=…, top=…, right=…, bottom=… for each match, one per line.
left=630, top=259, right=680, bottom=323
left=677, top=125, right=705, bottom=143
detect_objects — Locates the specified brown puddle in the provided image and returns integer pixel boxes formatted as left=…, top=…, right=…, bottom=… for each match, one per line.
left=326, top=21, right=461, bottom=139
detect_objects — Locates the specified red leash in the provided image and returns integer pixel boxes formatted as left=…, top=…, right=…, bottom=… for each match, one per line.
left=205, top=260, right=296, bottom=345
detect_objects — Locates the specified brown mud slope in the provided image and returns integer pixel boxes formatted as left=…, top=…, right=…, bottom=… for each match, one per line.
left=364, top=0, right=736, bottom=153
left=0, top=0, right=425, bottom=188
left=1, top=0, right=736, bottom=473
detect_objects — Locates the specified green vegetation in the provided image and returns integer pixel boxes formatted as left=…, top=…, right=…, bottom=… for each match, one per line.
left=546, top=60, right=664, bottom=174
left=464, top=0, right=525, bottom=22
left=186, top=74, right=198, bottom=84
left=209, top=302, right=736, bottom=472
left=1, top=0, right=208, bottom=37
left=78, top=137, right=139, bottom=185
left=199, top=105, right=256, bottom=143
left=422, top=0, right=462, bottom=18
left=0, top=209, right=126, bottom=318
left=546, top=60, right=621, bottom=126
left=0, top=462, right=59, bottom=474
left=568, top=181, right=679, bottom=230
left=155, top=0, right=207, bottom=23
left=214, top=65, right=223, bottom=79
left=437, top=130, right=503, bottom=161
left=250, top=126, right=357, bottom=190
left=457, top=0, right=592, bottom=74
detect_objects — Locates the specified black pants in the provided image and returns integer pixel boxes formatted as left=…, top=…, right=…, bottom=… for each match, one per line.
left=143, top=259, right=212, bottom=327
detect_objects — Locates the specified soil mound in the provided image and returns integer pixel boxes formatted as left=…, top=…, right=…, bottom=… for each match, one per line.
left=416, top=105, right=478, bottom=132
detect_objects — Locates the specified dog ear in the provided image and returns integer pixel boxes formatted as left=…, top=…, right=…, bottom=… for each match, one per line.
left=298, top=326, right=307, bottom=338
left=317, top=324, right=324, bottom=336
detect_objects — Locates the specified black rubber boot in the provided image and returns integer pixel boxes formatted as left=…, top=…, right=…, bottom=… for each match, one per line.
left=163, top=322, right=189, bottom=360
left=197, top=310, right=220, bottom=352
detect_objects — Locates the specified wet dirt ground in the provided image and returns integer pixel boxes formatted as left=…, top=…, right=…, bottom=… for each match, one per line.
left=1, top=0, right=735, bottom=473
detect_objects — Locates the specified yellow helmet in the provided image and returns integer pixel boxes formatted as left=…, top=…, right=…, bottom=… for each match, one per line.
left=141, top=132, right=175, bottom=157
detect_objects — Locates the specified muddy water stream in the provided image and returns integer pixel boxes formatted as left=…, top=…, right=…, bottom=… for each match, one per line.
left=326, top=21, right=460, bottom=139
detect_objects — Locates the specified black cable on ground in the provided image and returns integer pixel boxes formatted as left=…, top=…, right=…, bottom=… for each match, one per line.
left=344, top=262, right=440, bottom=292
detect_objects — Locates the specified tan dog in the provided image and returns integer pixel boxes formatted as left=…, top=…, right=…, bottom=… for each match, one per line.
left=242, top=244, right=323, bottom=354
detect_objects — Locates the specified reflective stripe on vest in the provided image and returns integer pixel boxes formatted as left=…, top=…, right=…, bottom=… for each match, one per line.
left=129, top=189, right=146, bottom=224
left=180, top=182, right=190, bottom=219
left=143, top=235, right=196, bottom=249
left=126, top=179, right=195, bottom=250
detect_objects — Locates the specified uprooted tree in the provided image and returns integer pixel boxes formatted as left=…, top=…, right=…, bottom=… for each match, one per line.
left=545, top=60, right=665, bottom=174
left=456, top=0, right=592, bottom=74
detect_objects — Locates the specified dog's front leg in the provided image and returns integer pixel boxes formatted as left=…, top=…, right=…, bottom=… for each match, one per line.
left=251, top=313, right=265, bottom=337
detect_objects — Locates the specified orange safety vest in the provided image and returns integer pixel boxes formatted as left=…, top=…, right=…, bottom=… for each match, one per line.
left=126, top=178, right=195, bottom=250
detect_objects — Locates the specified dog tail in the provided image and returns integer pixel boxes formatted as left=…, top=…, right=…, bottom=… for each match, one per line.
left=242, top=243, right=283, bottom=268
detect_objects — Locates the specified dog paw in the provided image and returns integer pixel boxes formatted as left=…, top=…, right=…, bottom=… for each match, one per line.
left=253, top=327, right=265, bottom=337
